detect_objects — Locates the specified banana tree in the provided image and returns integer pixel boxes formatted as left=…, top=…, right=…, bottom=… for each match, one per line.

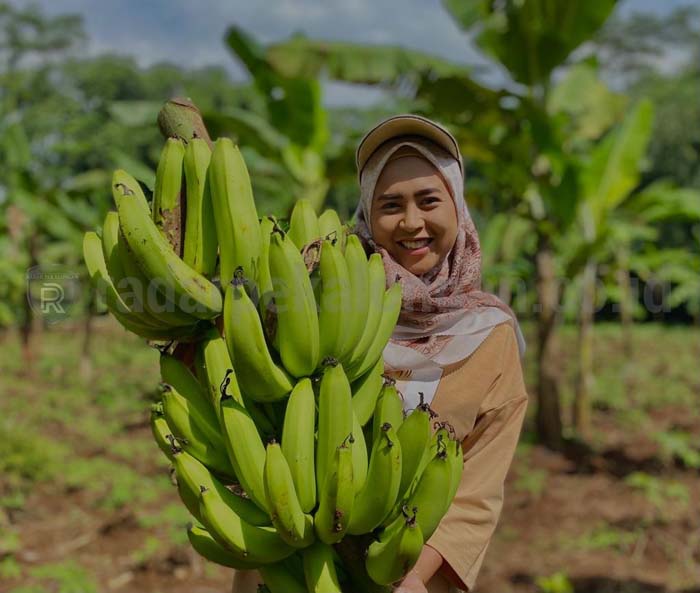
left=562, top=99, right=654, bottom=438
left=266, top=0, right=619, bottom=450
left=202, top=25, right=333, bottom=214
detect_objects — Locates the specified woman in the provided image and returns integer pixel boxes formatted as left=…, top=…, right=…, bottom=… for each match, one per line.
left=232, top=114, right=528, bottom=593
left=353, top=114, right=528, bottom=593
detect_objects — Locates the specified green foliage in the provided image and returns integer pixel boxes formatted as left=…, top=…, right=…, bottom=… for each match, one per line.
left=653, top=430, right=700, bottom=469
left=137, top=502, right=191, bottom=545
left=130, top=535, right=163, bottom=566
left=513, top=468, right=548, bottom=498
left=535, top=571, right=574, bottom=593
left=448, top=0, right=618, bottom=86
left=61, top=457, right=167, bottom=511
left=0, top=555, right=22, bottom=580
left=625, top=472, right=690, bottom=513
left=0, top=528, right=20, bottom=557
left=26, top=561, right=98, bottom=593
left=563, top=522, right=639, bottom=552
left=0, top=421, right=66, bottom=508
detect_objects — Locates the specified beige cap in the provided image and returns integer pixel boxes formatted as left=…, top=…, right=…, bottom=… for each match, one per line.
left=356, top=114, right=462, bottom=178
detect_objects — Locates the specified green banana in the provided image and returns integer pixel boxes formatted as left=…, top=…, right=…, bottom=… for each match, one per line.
left=406, top=436, right=453, bottom=540
left=111, top=165, right=150, bottom=212
left=316, top=360, right=353, bottom=495
left=172, top=448, right=269, bottom=527
left=288, top=198, right=321, bottom=250
left=365, top=507, right=424, bottom=586
left=182, top=138, right=218, bottom=277
left=100, top=212, right=166, bottom=328
left=149, top=403, right=174, bottom=461
left=84, top=231, right=200, bottom=340
left=351, top=356, right=385, bottom=426
left=84, top=231, right=144, bottom=321
left=220, top=391, right=270, bottom=514
left=350, top=409, right=368, bottom=494
left=197, top=328, right=243, bottom=419
left=259, top=561, right=308, bottom=593
left=281, top=378, right=316, bottom=513
left=372, top=379, right=405, bottom=446
left=443, top=427, right=464, bottom=515
left=223, top=267, right=293, bottom=401
left=316, top=240, right=352, bottom=362
left=396, top=397, right=434, bottom=500
left=342, top=234, right=370, bottom=360
left=114, top=225, right=203, bottom=328
left=113, top=169, right=222, bottom=319
left=187, top=523, right=259, bottom=570
left=161, top=384, right=234, bottom=477
left=314, top=436, right=354, bottom=544
left=347, top=282, right=402, bottom=381
left=199, top=485, right=295, bottom=565
left=152, top=138, right=185, bottom=251
left=318, top=208, right=345, bottom=252
left=347, top=422, right=402, bottom=535
left=302, top=541, right=343, bottom=593
left=257, top=216, right=279, bottom=350
left=263, top=440, right=315, bottom=548
left=208, top=137, right=261, bottom=287
left=160, top=353, right=221, bottom=447
left=268, top=230, right=320, bottom=377
left=346, top=253, right=386, bottom=368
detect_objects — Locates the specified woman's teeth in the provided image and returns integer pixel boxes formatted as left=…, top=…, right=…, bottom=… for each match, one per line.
left=398, top=238, right=432, bottom=250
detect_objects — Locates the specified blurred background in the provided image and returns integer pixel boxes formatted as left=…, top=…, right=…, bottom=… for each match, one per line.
left=0, top=0, right=698, bottom=592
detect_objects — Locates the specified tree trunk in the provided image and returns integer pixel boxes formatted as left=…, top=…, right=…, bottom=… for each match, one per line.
left=80, top=294, right=95, bottom=381
left=573, top=260, right=596, bottom=439
left=21, top=234, right=41, bottom=373
left=616, top=258, right=636, bottom=403
left=535, top=240, right=564, bottom=451
left=498, top=277, right=513, bottom=306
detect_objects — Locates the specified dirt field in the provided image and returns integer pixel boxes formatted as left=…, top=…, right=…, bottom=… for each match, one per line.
left=1, top=319, right=698, bottom=593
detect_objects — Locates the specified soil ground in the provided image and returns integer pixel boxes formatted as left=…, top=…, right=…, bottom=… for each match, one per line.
left=1, top=319, right=698, bottom=593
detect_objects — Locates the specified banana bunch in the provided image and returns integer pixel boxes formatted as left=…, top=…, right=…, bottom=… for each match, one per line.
left=151, top=346, right=463, bottom=591
left=83, top=138, right=225, bottom=341
left=84, top=134, right=466, bottom=591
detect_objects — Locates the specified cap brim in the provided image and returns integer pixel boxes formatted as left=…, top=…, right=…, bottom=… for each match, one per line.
left=356, top=114, right=461, bottom=177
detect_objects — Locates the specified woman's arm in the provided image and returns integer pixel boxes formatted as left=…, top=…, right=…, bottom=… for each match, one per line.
left=425, top=324, right=528, bottom=591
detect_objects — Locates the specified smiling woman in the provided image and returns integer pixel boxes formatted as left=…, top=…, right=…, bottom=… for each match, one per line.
left=351, top=114, right=529, bottom=593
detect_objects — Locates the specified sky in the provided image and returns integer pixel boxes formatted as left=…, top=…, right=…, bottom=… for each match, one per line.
left=8, top=0, right=696, bottom=106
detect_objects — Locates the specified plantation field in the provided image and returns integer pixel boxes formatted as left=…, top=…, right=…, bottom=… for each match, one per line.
left=0, top=319, right=698, bottom=593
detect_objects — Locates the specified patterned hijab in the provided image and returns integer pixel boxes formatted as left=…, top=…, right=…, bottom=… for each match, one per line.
left=352, top=134, right=525, bottom=366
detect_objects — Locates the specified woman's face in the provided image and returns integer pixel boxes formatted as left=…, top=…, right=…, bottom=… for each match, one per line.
left=370, top=155, right=458, bottom=276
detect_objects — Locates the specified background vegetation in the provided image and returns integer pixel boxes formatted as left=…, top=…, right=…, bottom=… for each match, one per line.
left=0, top=1, right=698, bottom=591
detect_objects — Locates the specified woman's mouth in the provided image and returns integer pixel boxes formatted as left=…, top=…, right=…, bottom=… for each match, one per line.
left=397, top=238, right=433, bottom=255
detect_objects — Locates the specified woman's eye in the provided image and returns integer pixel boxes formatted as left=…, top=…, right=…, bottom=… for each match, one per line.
left=381, top=202, right=400, bottom=210
left=422, top=196, right=439, bottom=205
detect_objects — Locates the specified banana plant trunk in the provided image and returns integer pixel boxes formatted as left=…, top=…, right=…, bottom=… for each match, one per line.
left=79, top=293, right=95, bottom=381
left=617, top=263, right=634, bottom=358
left=20, top=233, right=41, bottom=371
left=573, top=260, right=596, bottom=439
left=535, top=240, right=564, bottom=451
left=616, top=253, right=636, bottom=403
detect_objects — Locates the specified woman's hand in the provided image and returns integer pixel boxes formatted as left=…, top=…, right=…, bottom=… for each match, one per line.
left=393, top=571, right=428, bottom=593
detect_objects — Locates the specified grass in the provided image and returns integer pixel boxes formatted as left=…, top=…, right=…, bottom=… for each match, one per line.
left=519, top=321, right=700, bottom=429
left=0, top=317, right=697, bottom=590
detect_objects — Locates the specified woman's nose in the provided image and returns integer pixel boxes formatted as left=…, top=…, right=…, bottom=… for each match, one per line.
left=399, top=203, right=424, bottom=232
